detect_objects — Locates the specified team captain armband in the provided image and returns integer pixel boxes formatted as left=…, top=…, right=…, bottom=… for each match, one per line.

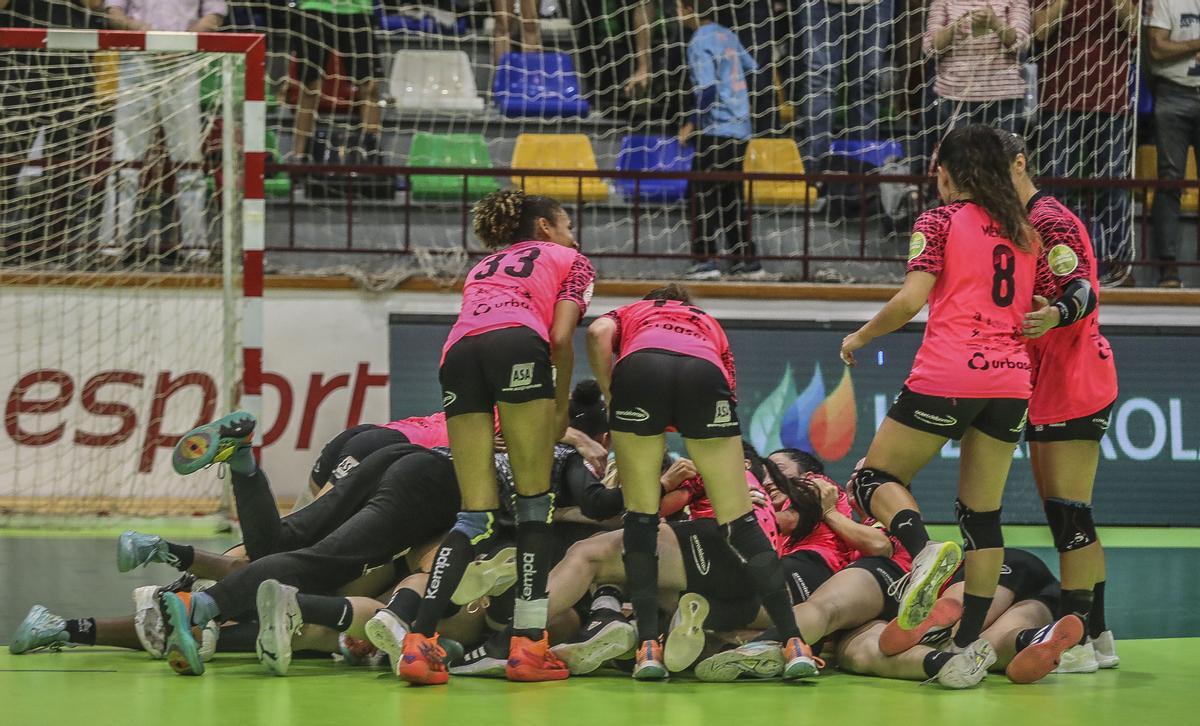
left=1053, top=278, right=1096, bottom=328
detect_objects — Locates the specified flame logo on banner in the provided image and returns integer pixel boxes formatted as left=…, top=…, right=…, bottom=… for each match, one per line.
left=748, top=364, right=857, bottom=461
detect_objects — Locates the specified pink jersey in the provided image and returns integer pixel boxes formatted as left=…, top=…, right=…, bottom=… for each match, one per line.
left=604, top=299, right=736, bottom=391
left=1027, top=194, right=1118, bottom=424
left=442, top=240, right=595, bottom=362
left=850, top=519, right=914, bottom=573
left=381, top=412, right=450, bottom=449
left=681, top=471, right=779, bottom=544
left=906, top=202, right=1038, bottom=399
left=777, top=488, right=855, bottom=573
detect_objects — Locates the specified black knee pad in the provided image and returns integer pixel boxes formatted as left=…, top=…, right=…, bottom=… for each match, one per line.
left=955, top=499, right=1003, bottom=551
left=851, top=467, right=906, bottom=517
left=1043, top=498, right=1098, bottom=553
left=722, top=511, right=773, bottom=561
left=622, top=512, right=660, bottom=555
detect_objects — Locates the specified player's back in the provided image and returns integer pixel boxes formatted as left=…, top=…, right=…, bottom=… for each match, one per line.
left=610, top=299, right=733, bottom=386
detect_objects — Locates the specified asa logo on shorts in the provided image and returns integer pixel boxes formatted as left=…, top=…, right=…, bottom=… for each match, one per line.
left=504, top=363, right=538, bottom=392
left=1048, top=244, right=1079, bottom=276
left=707, top=400, right=735, bottom=428
left=913, top=410, right=957, bottom=428
left=688, top=535, right=711, bottom=576
left=331, top=455, right=360, bottom=481
left=615, top=407, right=650, bottom=422
left=443, top=391, right=458, bottom=407
left=908, top=231, right=927, bottom=261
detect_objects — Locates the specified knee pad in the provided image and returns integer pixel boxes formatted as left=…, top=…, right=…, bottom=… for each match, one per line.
left=451, top=510, right=495, bottom=545
left=723, top=512, right=773, bottom=561
left=851, top=467, right=906, bottom=517
left=515, top=492, right=554, bottom=524
left=1043, top=498, right=1098, bottom=553
left=622, top=511, right=659, bottom=554
left=955, top=499, right=1003, bottom=551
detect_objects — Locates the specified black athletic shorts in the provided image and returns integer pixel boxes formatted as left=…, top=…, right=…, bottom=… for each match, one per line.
left=439, top=326, right=555, bottom=418
left=781, top=549, right=834, bottom=604
left=1025, top=402, right=1115, bottom=443
left=294, top=9, right=380, bottom=86
left=948, top=548, right=1061, bottom=613
left=609, top=349, right=740, bottom=439
left=669, top=518, right=760, bottom=629
left=310, top=425, right=409, bottom=488
left=887, top=386, right=1029, bottom=444
left=846, top=556, right=907, bottom=621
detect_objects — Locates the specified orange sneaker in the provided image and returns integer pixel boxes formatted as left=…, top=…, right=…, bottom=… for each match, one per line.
left=506, top=633, right=569, bottom=682
left=782, top=636, right=825, bottom=679
left=632, top=639, right=667, bottom=680
left=1006, top=615, right=1084, bottom=684
left=879, top=597, right=963, bottom=656
left=397, top=632, right=449, bottom=686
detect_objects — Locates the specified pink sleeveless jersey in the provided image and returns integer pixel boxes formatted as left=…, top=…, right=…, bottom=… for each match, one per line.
left=381, top=412, right=450, bottom=449
left=1027, top=194, right=1118, bottom=424
left=604, top=299, right=736, bottom=391
left=777, top=487, right=856, bottom=573
left=442, top=240, right=595, bottom=361
left=905, top=202, right=1037, bottom=399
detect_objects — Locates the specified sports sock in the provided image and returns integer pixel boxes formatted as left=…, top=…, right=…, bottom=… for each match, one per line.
left=412, top=531, right=474, bottom=637
left=954, top=593, right=992, bottom=648
left=215, top=621, right=258, bottom=653
left=1014, top=627, right=1041, bottom=653
left=922, top=650, right=954, bottom=678
left=513, top=494, right=556, bottom=640
left=296, top=594, right=354, bottom=632
left=189, top=591, right=221, bottom=628
left=1059, top=589, right=1093, bottom=644
left=591, top=585, right=623, bottom=615
left=384, top=588, right=421, bottom=626
left=724, top=512, right=800, bottom=640
left=889, top=509, right=930, bottom=559
left=1089, top=581, right=1107, bottom=639
left=64, top=618, right=96, bottom=646
left=622, top=512, right=661, bottom=642
left=163, top=542, right=195, bottom=571
left=227, top=445, right=257, bottom=476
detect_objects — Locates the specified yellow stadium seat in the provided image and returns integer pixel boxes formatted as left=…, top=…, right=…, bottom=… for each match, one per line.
left=742, top=138, right=819, bottom=206
left=1136, top=144, right=1198, bottom=213
left=510, top=134, right=609, bottom=202
left=94, top=51, right=118, bottom=101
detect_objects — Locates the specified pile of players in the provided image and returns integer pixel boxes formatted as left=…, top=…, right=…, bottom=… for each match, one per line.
left=10, top=124, right=1119, bottom=689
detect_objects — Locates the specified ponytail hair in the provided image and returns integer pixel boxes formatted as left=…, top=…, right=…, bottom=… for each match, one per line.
left=937, top=124, right=1039, bottom=253
left=472, top=190, right=564, bottom=249
left=642, top=282, right=693, bottom=304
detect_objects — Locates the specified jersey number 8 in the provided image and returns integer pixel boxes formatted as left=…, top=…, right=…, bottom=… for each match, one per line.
left=991, top=244, right=1015, bottom=308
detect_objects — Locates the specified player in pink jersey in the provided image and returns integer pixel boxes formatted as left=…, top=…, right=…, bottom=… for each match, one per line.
left=839, top=124, right=1041, bottom=680
left=999, top=131, right=1120, bottom=672
left=401, top=191, right=594, bottom=686
left=588, top=283, right=820, bottom=681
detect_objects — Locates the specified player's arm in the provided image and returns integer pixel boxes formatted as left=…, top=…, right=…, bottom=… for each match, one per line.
left=840, top=271, right=936, bottom=365
left=809, top=476, right=893, bottom=556
left=1023, top=279, right=1097, bottom=338
left=560, top=426, right=609, bottom=477
left=550, top=300, right=583, bottom=439
left=586, top=316, right=618, bottom=405
left=1147, top=26, right=1200, bottom=63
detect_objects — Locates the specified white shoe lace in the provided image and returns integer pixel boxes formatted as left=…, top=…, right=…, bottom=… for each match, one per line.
left=886, top=571, right=913, bottom=599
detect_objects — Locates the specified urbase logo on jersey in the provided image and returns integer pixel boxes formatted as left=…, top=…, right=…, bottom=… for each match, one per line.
left=748, top=363, right=856, bottom=462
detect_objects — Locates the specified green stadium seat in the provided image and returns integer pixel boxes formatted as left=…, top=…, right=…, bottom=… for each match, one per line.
left=408, top=133, right=500, bottom=201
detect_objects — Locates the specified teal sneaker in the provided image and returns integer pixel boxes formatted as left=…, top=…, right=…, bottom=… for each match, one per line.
left=9, top=606, right=70, bottom=654
left=172, top=411, right=256, bottom=475
left=162, top=592, right=204, bottom=675
left=117, top=530, right=169, bottom=572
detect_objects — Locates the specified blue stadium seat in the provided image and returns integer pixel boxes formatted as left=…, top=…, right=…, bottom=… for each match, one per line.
left=615, top=135, right=694, bottom=203
left=830, top=140, right=905, bottom=169
left=493, top=52, right=590, bottom=119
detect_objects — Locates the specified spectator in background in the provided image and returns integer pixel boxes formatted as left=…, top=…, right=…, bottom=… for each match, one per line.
left=678, top=0, right=763, bottom=280
left=789, top=0, right=894, bottom=173
left=290, top=0, right=381, bottom=162
left=923, top=0, right=1030, bottom=160
left=492, top=0, right=542, bottom=64
left=1033, top=0, right=1138, bottom=285
left=103, top=0, right=222, bottom=264
left=715, top=0, right=777, bottom=134
left=1145, top=0, right=1197, bottom=288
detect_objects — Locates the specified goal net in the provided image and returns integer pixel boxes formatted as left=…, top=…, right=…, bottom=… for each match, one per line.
left=0, top=27, right=265, bottom=521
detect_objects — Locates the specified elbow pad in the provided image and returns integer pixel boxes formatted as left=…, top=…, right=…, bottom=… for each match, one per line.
left=1053, top=279, right=1096, bottom=328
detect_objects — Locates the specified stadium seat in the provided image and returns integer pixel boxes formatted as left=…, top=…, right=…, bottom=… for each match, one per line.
left=408, top=133, right=499, bottom=201
left=830, top=139, right=905, bottom=169
left=389, top=50, right=484, bottom=112
left=742, top=138, right=819, bottom=206
left=1137, top=145, right=1199, bottom=213
left=510, top=134, right=608, bottom=202
left=493, top=52, right=590, bottom=119
left=614, top=135, right=694, bottom=203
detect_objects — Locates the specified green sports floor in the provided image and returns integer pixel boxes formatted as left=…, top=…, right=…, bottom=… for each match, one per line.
left=1, top=525, right=1197, bottom=726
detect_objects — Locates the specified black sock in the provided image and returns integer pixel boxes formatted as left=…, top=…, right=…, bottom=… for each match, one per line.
left=385, top=588, right=421, bottom=626
left=1014, top=626, right=1041, bottom=653
left=954, top=593, right=993, bottom=647
left=1089, top=581, right=1107, bottom=639
left=889, top=509, right=931, bottom=559
left=513, top=511, right=555, bottom=639
left=724, top=513, right=800, bottom=641
left=215, top=621, right=258, bottom=653
left=296, top=594, right=354, bottom=632
left=165, top=542, right=195, bottom=572
left=64, top=618, right=96, bottom=646
left=623, top=512, right=660, bottom=642
left=922, top=650, right=954, bottom=678
left=412, top=530, right=474, bottom=637
left=1059, top=589, right=1093, bottom=644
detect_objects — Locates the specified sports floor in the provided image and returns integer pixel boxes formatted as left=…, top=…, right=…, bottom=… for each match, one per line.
left=1, top=524, right=1196, bottom=726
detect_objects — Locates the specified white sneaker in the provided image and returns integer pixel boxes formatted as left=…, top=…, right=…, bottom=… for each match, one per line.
left=255, top=579, right=302, bottom=676
left=936, top=638, right=996, bottom=689
left=894, top=540, right=963, bottom=630
left=694, top=641, right=784, bottom=682
left=1053, top=641, right=1100, bottom=674
left=1093, top=630, right=1119, bottom=669
left=452, top=546, right=517, bottom=605
left=551, top=612, right=637, bottom=675
left=132, top=585, right=166, bottom=658
left=363, top=608, right=409, bottom=676
left=664, top=593, right=709, bottom=672
left=199, top=619, right=220, bottom=663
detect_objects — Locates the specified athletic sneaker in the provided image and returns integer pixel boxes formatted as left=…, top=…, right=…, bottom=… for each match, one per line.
left=935, top=638, right=995, bottom=689
left=664, top=592, right=709, bottom=672
left=199, top=618, right=220, bottom=663
left=507, top=633, right=570, bottom=682
left=339, top=633, right=387, bottom=667
left=632, top=639, right=668, bottom=681
left=9, top=605, right=70, bottom=654
left=452, top=546, right=517, bottom=605
left=161, top=591, right=204, bottom=676
left=116, top=530, right=169, bottom=572
left=172, top=410, right=256, bottom=475
left=1094, top=630, right=1119, bottom=669
left=695, top=641, right=785, bottom=682
left=684, top=260, right=722, bottom=280
left=728, top=260, right=769, bottom=280
left=893, top=540, right=963, bottom=630
left=782, top=637, right=824, bottom=679
left=450, top=630, right=510, bottom=677
left=398, top=632, right=450, bottom=685
left=133, top=586, right=167, bottom=658
left=1006, top=615, right=1084, bottom=684
left=256, top=579, right=303, bottom=676
left=879, top=597, right=963, bottom=656
left=551, top=610, right=637, bottom=675
left=1053, top=640, right=1099, bottom=674
left=364, top=608, right=410, bottom=675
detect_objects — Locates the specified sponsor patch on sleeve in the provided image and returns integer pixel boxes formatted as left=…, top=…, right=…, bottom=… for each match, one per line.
left=1047, top=243, right=1079, bottom=276
left=907, top=231, right=927, bottom=261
